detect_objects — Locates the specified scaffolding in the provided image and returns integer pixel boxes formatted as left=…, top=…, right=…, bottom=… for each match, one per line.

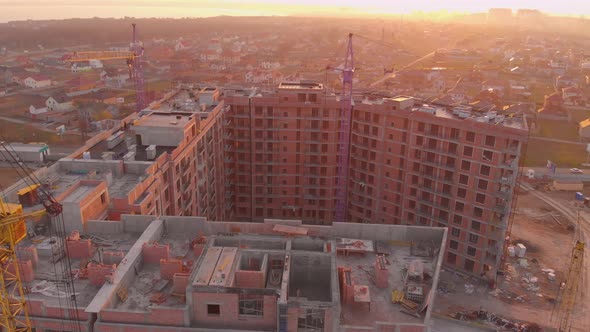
left=238, top=293, right=263, bottom=317
left=297, top=308, right=325, bottom=331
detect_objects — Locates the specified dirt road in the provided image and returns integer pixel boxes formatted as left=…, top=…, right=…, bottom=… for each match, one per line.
left=520, top=183, right=590, bottom=332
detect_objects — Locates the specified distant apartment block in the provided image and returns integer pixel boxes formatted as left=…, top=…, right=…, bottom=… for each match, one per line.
left=7, top=82, right=527, bottom=279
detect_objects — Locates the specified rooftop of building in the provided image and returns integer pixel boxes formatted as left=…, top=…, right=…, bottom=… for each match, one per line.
left=0, top=142, right=49, bottom=153
left=278, top=81, right=324, bottom=90
left=61, top=183, right=99, bottom=203
left=114, top=229, right=195, bottom=311
left=149, top=87, right=220, bottom=114
left=15, top=230, right=140, bottom=308
left=133, top=112, right=193, bottom=128
left=7, top=215, right=447, bottom=330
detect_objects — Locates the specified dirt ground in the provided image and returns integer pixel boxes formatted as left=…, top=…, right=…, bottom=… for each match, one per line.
left=0, top=167, right=29, bottom=189
left=434, top=191, right=575, bottom=331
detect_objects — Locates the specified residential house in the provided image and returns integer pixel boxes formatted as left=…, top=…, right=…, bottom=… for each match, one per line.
left=537, top=92, right=568, bottom=120
left=88, top=59, right=103, bottom=69
left=100, top=68, right=129, bottom=87
left=200, top=49, right=221, bottom=62
left=46, top=93, right=74, bottom=112
left=71, top=62, right=93, bottom=73
left=556, top=75, right=577, bottom=90
left=23, top=75, right=51, bottom=89
left=209, top=62, right=227, bottom=72
left=65, top=76, right=101, bottom=96
left=174, top=40, right=190, bottom=52
left=29, top=101, right=48, bottom=119
left=447, top=87, right=469, bottom=102
left=579, top=118, right=590, bottom=140
left=562, top=86, right=586, bottom=106
left=482, top=79, right=507, bottom=97
left=260, top=61, right=281, bottom=70
left=508, top=84, right=532, bottom=102
left=221, top=50, right=240, bottom=65
left=245, top=70, right=272, bottom=84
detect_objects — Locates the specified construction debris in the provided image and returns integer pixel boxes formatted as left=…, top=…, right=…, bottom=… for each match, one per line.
left=452, top=309, right=542, bottom=332
left=149, top=292, right=167, bottom=304
left=31, top=280, right=80, bottom=298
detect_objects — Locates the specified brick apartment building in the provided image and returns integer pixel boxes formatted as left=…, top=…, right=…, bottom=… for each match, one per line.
left=222, top=83, right=528, bottom=278
left=7, top=82, right=527, bottom=280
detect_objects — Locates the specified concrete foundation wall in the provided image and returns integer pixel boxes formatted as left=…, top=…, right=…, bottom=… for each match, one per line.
left=86, top=220, right=164, bottom=315
left=123, top=160, right=153, bottom=175
left=86, top=220, right=124, bottom=235
left=149, top=216, right=446, bottom=245
left=58, top=158, right=125, bottom=177
left=191, top=292, right=277, bottom=331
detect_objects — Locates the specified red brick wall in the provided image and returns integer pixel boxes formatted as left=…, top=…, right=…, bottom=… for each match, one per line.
left=287, top=307, right=299, bottom=332
left=88, top=263, right=116, bottom=286
left=7, top=259, right=34, bottom=282
left=399, top=325, right=426, bottom=332
left=17, top=246, right=38, bottom=267
left=150, top=307, right=185, bottom=326
left=66, top=238, right=93, bottom=259
left=172, top=273, right=190, bottom=294
left=142, top=243, right=170, bottom=264
left=234, top=270, right=265, bottom=288
left=160, top=259, right=182, bottom=280
left=192, top=291, right=276, bottom=330
left=193, top=243, right=206, bottom=257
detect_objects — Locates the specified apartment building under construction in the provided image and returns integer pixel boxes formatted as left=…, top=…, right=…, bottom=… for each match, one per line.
left=6, top=82, right=527, bottom=281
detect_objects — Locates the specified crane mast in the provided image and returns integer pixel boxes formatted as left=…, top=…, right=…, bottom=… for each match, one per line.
left=557, top=240, right=584, bottom=331
left=64, top=23, right=147, bottom=113
left=334, top=33, right=354, bottom=224
left=130, top=23, right=147, bottom=112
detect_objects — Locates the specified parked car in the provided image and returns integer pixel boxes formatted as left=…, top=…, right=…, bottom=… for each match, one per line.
left=570, top=168, right=583, bottom=174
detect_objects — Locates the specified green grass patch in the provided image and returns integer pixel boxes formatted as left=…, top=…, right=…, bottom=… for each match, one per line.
left=0, top=119, right=81, bottom=146
left=534, top=119, right=579, bottom=141
left=524, top=139, right=587, bottom=167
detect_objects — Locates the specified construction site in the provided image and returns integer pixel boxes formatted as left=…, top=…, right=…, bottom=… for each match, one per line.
left=0, top=25, right=586, bottom=332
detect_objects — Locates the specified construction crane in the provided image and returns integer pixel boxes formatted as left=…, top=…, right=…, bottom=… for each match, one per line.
left=331, top=33, right=354, bottom=224
left=64, top=23, right=147, bottom=112
left=0, top=193, right=63, bottom=332
left=555, top=239, right=584, bottom=331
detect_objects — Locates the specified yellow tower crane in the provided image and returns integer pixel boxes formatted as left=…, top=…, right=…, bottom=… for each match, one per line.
left=556, top=240, right=585, bottom=332
left=0, top=188, right=62, bottom=332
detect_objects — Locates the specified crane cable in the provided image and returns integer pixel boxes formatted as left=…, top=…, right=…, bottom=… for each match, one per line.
left=0, top=140, right=81, bottom=332
left=0, top=146, right=70, bottom=331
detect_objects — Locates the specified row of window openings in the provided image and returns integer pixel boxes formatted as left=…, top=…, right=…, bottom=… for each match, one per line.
left=410, top=198, right=488, bottom=217
left=449, top=240, right=479, bottom=257
left=409, top=210, right=484, bottom=231
left=415, top=123, right=496, bottom=147
left=414, top=140, right=495, bottom=161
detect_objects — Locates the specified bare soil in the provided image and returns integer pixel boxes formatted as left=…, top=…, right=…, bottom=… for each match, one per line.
left=434, top=191, right=575, bottom=330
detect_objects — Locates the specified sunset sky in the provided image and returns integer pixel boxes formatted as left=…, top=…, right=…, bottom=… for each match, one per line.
left=1, top=0, right=589, bottom=22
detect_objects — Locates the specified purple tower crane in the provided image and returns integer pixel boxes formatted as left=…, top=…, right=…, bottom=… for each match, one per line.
left=130, top=23, right=147, bottom=112
left=334, top=33, right=354, bottom=224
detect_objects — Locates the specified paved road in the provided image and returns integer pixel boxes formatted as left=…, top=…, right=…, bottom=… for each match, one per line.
left=524, top=167, right=590, bottom=181
left=519, top=183, right=590, bottom=332
left=529, top=136, right=585, bottom=146
left=369, top=51, right=436, bottom=88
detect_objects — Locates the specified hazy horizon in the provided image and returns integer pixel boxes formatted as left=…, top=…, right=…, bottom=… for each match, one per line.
left=1, top=0, right=589, bottom=23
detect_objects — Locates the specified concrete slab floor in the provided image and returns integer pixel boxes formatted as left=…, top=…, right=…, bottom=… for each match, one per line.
left=337, top=242, right=436, bottom=326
